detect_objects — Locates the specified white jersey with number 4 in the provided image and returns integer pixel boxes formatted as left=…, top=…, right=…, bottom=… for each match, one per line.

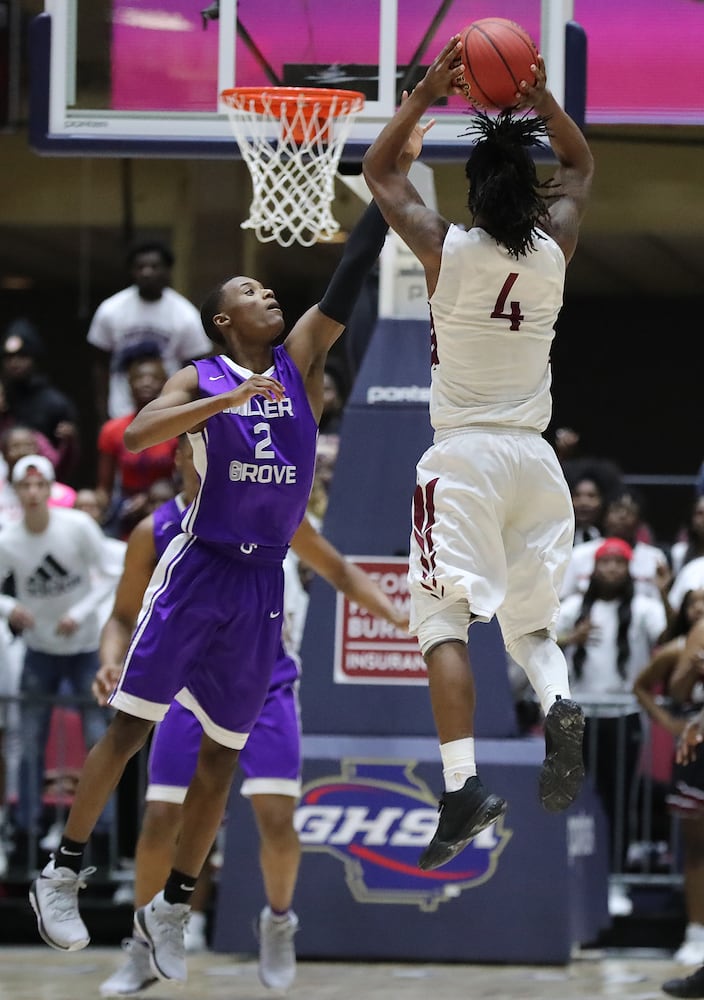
left=428, top=224, right=565, bottom=435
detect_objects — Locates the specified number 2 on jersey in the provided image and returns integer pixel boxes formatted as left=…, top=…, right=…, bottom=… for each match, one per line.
left=491, top=273, right=523, bottom=331
left=253, top=422, right=275, bottom=458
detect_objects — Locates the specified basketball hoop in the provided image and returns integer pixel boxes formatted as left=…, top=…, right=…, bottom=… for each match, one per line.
left=220, top=87, right=365, bottom=248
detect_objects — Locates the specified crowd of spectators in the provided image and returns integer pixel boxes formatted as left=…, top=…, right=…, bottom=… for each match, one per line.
left=1, top=246, right=704, bottom=980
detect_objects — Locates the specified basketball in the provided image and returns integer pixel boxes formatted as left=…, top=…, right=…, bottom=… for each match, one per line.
left=459, top=18, right=539, bottom=111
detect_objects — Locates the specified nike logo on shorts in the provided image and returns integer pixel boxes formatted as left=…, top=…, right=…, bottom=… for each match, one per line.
left=269, top=611, right=281, bottom=619
left=209, top=374, right=226, bottom=381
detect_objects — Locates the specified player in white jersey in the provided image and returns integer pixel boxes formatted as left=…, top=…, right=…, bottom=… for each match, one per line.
left=363, top=38, right=594, bottom=870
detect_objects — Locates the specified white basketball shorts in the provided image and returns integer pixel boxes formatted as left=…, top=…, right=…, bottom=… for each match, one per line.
left=408, top=427, right=574, bottom=648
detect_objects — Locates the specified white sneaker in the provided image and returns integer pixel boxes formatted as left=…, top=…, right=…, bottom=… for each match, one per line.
left=675, top=923, right=704, bottom=965
left=134, top=890, right=190, bottom=982
left=99, top=937, right=157, bottom=997
left=29, top=858, right=96, bottom=951
left=257, top=907, right=299, bottom=992
left=184, top=910, right=207, bottom=953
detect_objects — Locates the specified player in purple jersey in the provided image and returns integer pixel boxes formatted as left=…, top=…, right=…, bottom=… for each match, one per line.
left=30, top=121, right=430, bottom=980
left=90, top=441, right=408, bottom=996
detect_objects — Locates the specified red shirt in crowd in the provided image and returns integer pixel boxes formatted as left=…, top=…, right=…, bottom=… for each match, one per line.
left=97, top=413, right=178, bottom=495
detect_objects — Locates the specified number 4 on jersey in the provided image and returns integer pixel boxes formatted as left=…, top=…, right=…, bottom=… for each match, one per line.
left=491, top=273, right=523, bottom=331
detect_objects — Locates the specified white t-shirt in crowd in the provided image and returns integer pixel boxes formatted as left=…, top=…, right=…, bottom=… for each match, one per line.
left=557, top=592, right=667, bottom=702
left=87, top=285, right=212, bottom=418
left=0, top=508, right=123, bottom=654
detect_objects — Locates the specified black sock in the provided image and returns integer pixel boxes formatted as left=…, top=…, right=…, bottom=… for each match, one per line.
left=56, top=836, right=87, bottom=873
left=163, top=868, right=197, bottom=906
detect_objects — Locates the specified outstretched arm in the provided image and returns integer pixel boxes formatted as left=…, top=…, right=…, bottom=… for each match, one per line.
left=291, top=516, right=409, bottom=630
left=515, top=57, right=594, bottom=263
left=124, top=364, right=285, bottom=451
left=283, top=206, right=388, bottom=424
left=363, top=36, right=465, bottom=295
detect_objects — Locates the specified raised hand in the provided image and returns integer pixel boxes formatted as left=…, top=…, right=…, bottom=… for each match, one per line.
left=92, top=663, right=121, bottom=706
left=514, top=54, right=551, bottom=111
left=56, top=614, right=79, bottom=637
left=417, top=36, right=468, bottom=103
left=225, top=374, right=286, bottom=408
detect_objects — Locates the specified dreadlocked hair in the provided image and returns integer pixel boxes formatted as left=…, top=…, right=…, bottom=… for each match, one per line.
left=462, top=110, right=554, bottom=259
left=571, top=574, right=635, bottom=682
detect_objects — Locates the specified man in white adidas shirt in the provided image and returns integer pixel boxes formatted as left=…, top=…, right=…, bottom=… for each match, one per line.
left=0, top=455, right=122, bottom=855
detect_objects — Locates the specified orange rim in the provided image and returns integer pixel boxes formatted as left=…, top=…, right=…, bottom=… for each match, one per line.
left=221, top=86, right=365, bottom=123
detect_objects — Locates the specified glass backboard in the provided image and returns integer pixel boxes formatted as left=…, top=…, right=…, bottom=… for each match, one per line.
left=31, top=0, right=582, bottom=159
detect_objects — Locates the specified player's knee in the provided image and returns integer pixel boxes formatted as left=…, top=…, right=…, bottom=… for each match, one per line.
left=529, top=627, right=552, bottom=641
left=506, top=626, right=550, bottom=649
left=505, top=628, right=553, bottom=665
left=107, top=711, right=153, bottom=757
left=140, top=801, right=181, bottom=847
left=251, top=795, right=296, bottom=840
left=416, top=600, right=471, bottom=657
left=198, top=735, right=240, bottom=781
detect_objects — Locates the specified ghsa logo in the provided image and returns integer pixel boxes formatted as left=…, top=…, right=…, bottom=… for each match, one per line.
left=294, top=760, right=511, bottom=912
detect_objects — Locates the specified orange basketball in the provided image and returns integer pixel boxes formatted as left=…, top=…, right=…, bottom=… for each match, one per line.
left=460, top=18, right=539, bottom=111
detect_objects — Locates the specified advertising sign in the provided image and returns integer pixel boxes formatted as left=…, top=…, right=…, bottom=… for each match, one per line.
left=333, top=557, right=427, bottom=686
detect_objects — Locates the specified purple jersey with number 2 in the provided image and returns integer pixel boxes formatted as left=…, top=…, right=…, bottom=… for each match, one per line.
left=184, top=350, right=317, bottom=547
left=109, top=346, right=317, bottom=749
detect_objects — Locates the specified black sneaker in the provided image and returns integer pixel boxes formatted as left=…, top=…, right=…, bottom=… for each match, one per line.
left=418, top=776, right=507, bottom=871
left=539, top=697, right=585, bottom=812
left=663, top=966, right=704, bottom=998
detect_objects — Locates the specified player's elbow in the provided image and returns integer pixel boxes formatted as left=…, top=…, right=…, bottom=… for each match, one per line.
left=362, top=149, right=384, bottom=191
left=122, top=420, right=143, bottom=453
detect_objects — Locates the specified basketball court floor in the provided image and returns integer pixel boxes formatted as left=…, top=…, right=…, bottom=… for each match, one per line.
left=0, top=946, right=684, bottom=1000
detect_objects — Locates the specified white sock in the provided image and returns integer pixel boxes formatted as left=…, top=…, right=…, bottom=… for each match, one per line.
left=506, top=632, right=571, bottom=717
left=440, top=738, right=476, bottom=792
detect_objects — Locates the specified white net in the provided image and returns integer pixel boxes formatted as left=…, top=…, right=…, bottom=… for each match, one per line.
left=221, top=88, right=365, bottom=248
